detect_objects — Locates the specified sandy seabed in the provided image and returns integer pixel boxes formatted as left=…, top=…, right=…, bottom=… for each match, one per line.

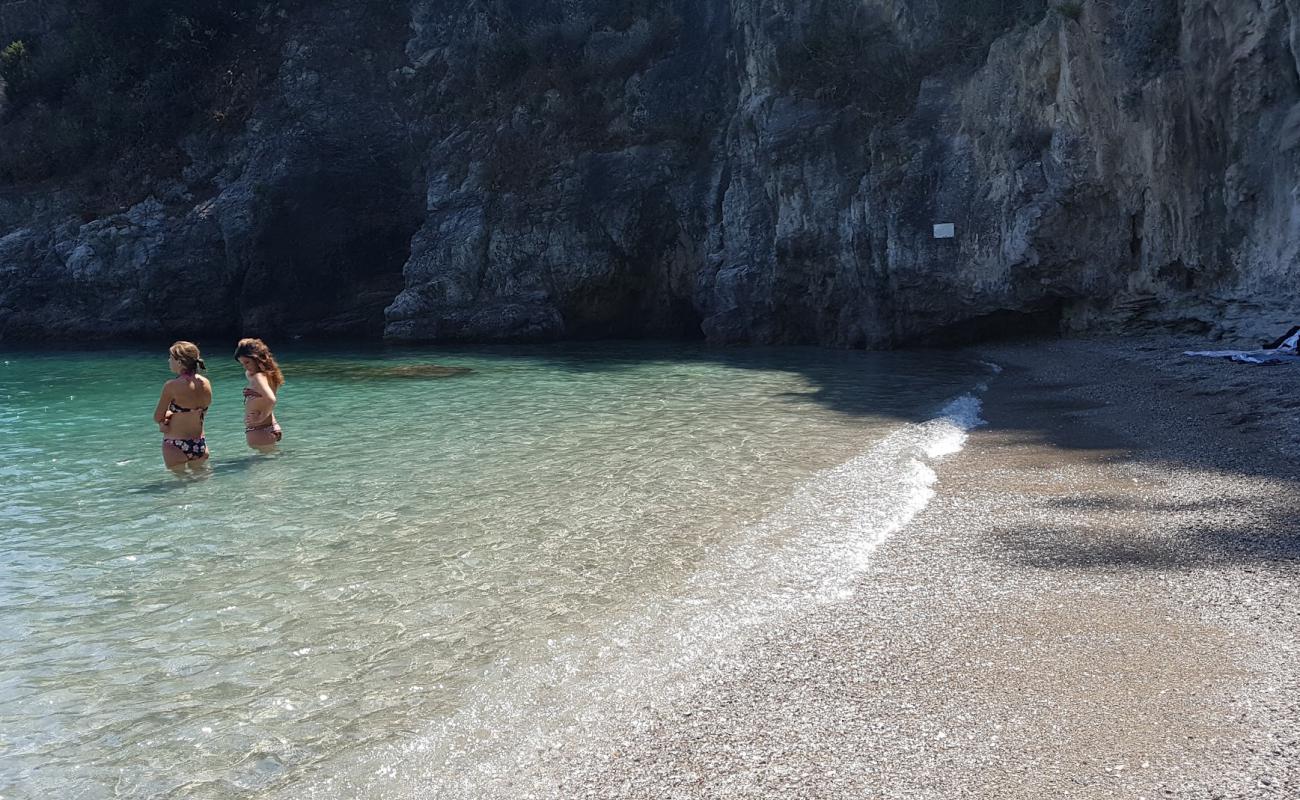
left=503, top=335, right=1300, bottom=799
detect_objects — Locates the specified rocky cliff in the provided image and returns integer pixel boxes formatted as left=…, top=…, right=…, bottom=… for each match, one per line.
left=1, top=1, right=1297, bottom=346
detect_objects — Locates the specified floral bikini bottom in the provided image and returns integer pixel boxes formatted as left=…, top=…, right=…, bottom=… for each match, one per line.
left=163, top=436, right=208, bottom=460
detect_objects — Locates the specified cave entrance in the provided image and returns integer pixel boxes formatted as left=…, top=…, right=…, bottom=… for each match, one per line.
left=907, top=300, right=1066, bottom=347
left=243, top=162, right=421, bottom=338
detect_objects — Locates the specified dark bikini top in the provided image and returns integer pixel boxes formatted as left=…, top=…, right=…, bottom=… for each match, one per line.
left=169, top=377, right=209, bottom=418
left=168, top=399, right=208, bottom=420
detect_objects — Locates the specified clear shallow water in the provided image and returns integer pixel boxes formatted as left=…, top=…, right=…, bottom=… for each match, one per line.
left=0, top=343, right=989, bottom=798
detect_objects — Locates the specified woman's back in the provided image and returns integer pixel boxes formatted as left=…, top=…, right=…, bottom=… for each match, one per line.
left=165, top=374, right=212, bottom=438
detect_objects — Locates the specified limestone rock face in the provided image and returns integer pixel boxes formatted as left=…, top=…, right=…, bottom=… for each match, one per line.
left=1, top=1, right=1298, bottom=346
left=0, top=2, right=424, bottom=341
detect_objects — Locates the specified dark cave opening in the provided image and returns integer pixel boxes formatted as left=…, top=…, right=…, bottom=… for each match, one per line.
left=907, top=300, right=1066, bottom=348
left=241, top=162, right=422, bottom=339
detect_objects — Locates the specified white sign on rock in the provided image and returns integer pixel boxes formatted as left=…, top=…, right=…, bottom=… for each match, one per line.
left=933, top=223, right=955, bottom=239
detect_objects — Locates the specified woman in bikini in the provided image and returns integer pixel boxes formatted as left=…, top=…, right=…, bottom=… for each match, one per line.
left=234, top=338, right=284, bottom=451
left=153, top=341, right=213, bottom=471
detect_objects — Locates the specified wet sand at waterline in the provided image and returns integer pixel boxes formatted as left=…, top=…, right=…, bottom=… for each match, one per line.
left=533, top=337, right=1300, bottom=799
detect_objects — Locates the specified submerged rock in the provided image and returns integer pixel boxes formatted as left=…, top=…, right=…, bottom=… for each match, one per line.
left=290, top=363, right=474, bottom=381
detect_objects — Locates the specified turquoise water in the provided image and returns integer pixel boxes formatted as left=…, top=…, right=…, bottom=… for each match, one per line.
left=0, top=343, right=988, bottom=798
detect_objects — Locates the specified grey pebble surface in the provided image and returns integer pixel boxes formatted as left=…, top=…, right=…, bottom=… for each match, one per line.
left=510, top=336, right=1300, bottom=799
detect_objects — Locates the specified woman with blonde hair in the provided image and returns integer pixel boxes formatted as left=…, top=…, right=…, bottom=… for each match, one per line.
left=234, top=338, right=284, bottom=450
left=153, top=341, right=213, bottom=470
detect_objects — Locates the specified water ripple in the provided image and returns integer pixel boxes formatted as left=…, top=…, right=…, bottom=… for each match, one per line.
left=0, top=343, right=987, bottom=798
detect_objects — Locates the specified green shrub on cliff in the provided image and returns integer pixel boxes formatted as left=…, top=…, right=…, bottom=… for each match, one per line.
left=775, top=12, right=917, bottom=119
left=1, top=40, right=30, bottom=71
left=1055, top=2, right=1084, bottom=21
left=0, top=2, right=279, bottom=186
left=471, top=6, right=688, bottom=191
left=775, top=0, right=1048, bottom=117
left=0, top=40, right=32, bottom=93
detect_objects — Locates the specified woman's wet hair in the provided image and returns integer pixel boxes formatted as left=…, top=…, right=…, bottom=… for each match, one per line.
left=169, top=341, right=206, bottom=373
left=234, top=337, right=285, bottom=389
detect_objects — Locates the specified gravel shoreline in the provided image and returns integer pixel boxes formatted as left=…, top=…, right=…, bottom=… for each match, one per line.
left=525, top=336, right=1300, bottom=799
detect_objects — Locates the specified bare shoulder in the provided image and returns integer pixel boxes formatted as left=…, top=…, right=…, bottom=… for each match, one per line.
left=252, top=372, right=275, bottom=393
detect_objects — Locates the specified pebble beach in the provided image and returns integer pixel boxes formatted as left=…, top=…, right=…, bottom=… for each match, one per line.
left=528, top=336, right=1300, bottom=799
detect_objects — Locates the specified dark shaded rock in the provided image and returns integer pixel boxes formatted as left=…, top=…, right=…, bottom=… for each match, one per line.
left=1, top=1, right=1298, bottom=347
left=0, top=1, right=424, bottom=342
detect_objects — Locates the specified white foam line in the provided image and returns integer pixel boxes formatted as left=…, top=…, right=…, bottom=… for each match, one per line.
left=296, top=384, right=993, bottom=799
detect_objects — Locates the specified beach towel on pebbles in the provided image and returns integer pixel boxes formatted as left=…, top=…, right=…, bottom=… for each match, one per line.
left=1185, top=326, right=1300, bottom=365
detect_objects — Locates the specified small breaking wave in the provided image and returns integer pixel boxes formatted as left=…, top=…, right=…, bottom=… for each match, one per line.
left=296, top=386, right=991, bottom=799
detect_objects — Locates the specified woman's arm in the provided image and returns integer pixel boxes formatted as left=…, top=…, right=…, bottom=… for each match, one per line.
left=251, top=372, right=276, bottom=404
left=153, top=384, right=171, bottom=424
left=154, top=384, right=172, bottom=431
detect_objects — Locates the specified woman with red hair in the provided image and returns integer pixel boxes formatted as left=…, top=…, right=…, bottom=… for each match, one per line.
left=234, top=338, right=285, bottom=451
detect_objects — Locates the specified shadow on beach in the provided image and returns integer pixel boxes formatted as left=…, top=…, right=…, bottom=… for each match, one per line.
left=968, top=339, right=1300, bottom=571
